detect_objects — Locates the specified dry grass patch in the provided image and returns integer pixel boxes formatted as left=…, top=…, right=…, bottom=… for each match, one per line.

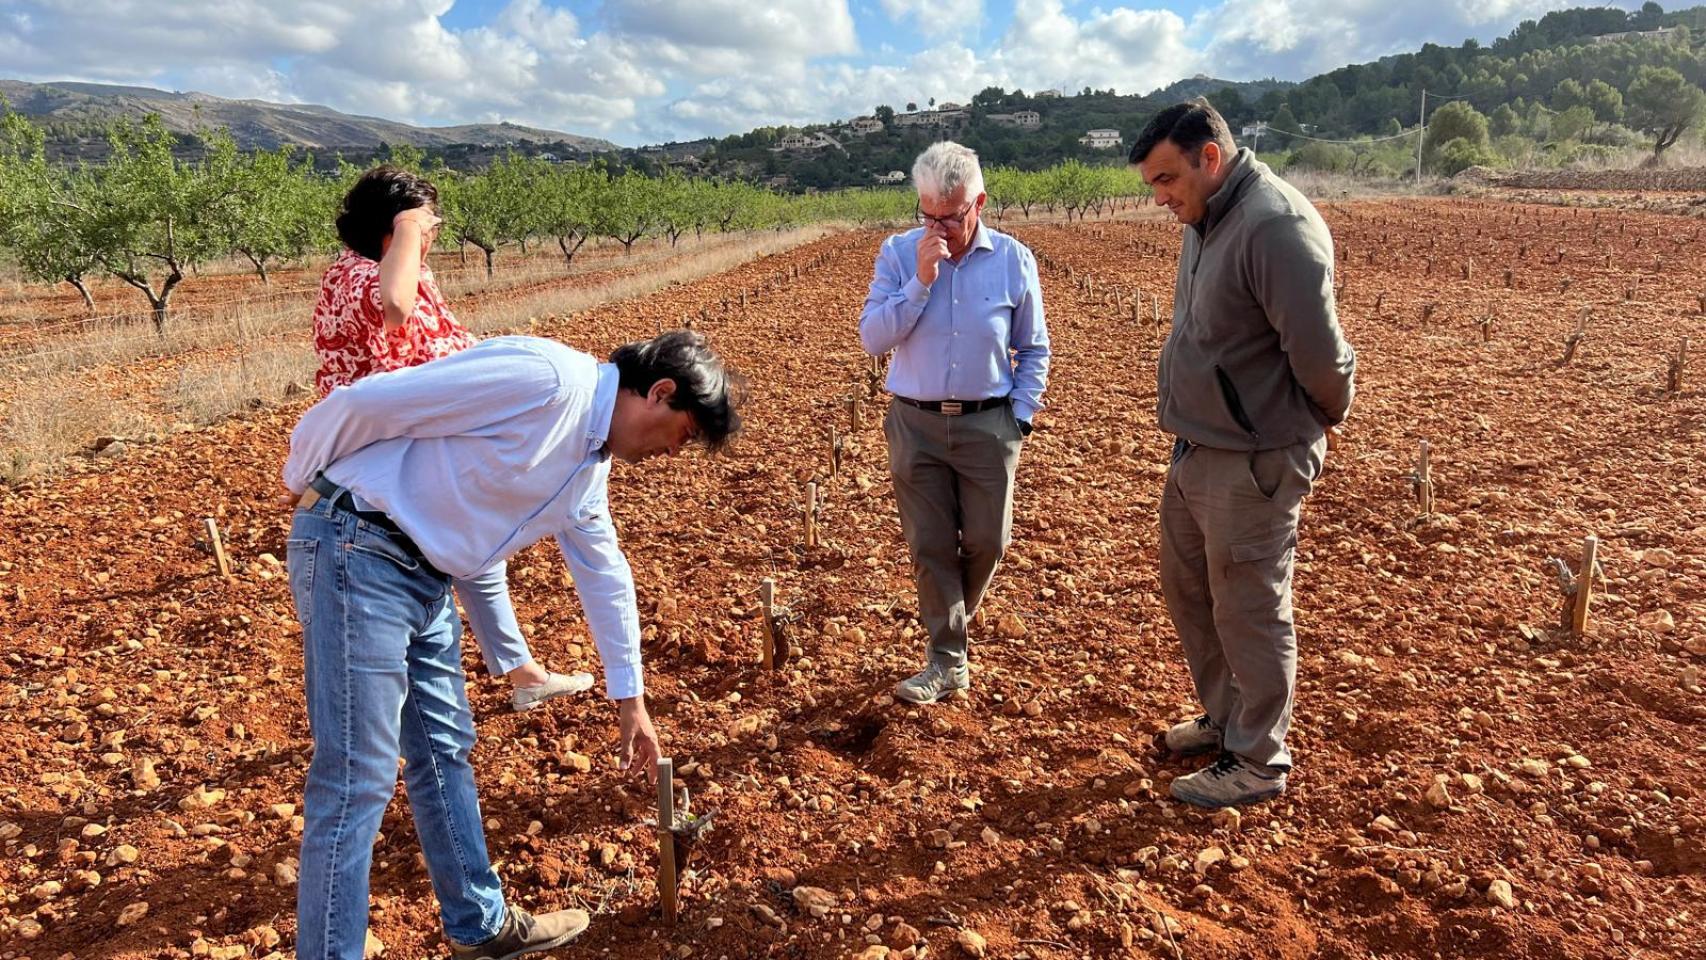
left=0, top=377, right=158, bottom=481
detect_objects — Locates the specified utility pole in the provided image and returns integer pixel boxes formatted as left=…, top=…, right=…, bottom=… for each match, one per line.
left=1415, top=88, right=1428, bottom=184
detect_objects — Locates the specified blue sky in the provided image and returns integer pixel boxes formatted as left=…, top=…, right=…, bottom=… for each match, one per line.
left=1, top=0, right=1634, bottom=146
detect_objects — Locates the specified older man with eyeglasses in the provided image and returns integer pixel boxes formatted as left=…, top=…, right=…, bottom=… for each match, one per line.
left=859, top=141, right=1051, bottom=705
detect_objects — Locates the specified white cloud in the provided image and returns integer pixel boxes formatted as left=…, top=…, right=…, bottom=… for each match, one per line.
left=653, top=0, right=1202, bottom=140
left=0, top=0, right=1647, bottom=144
left=1197, top=0, right=1602, bottom=80
left=989, top=0, right=1198, bottom=96
left=879, top=0, right=984, bottom=39
left=608, top=0, right=857, bottom=71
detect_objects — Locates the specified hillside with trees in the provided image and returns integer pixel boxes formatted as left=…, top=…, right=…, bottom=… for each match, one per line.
left=672, top=3, right=1706, bottom=188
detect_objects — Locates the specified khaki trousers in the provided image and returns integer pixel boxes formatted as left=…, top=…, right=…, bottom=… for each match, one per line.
left=885, top=400, right=1024, bottom=668
left=1159, top=436, right=1326, bottom=769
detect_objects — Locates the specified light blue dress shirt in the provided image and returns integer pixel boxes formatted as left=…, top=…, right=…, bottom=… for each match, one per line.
left=859, top=223, right=1051, bottom=423
left=282, top=336, right=643, bottom=700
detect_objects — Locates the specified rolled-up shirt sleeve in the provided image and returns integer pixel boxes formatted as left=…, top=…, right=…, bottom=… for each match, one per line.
left=555, top=503, right=644, bottom=701
left=859, top=235, right=930, bottom=356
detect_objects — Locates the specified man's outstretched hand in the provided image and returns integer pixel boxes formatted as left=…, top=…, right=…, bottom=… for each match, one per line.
left=617, top=696, right=660, bottom=785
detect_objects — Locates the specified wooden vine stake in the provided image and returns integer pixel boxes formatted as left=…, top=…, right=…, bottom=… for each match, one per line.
left=829, top=425, right=841, bottom=478
left=1560, top=308, right=1589, bottom=365
left=1668, top=337, right=1689, bottom=394
left=759, top=579, right=778, bottom=669
left=656, top=758, right=678, bottom=925
left=804, top=482, right=819, bottom=548
left=848, top=396, right=863, bottom=431
left=1477, top=315, right=1494, bottom=343
left=1570, top=535, right=1599, bottom=638
left=204, top=518, right=232, bottom=580
left=1412, top=441, right=1434, bottom=518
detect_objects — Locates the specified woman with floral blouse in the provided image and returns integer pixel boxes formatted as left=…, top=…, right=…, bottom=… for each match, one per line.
left=308, top=166, right=590, bottom=712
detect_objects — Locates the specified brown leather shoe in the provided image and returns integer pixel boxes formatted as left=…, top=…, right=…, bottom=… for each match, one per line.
left=449, top=907, right=590, bottom=960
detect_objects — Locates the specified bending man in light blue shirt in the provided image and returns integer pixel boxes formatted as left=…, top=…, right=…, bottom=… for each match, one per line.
left=860, top=141, right=1051, bottom=705
left=280, top=331, right=744, bottom=960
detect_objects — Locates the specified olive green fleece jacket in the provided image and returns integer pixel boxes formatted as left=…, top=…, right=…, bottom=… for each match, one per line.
left=1158, top=148, right=1356, bottom=451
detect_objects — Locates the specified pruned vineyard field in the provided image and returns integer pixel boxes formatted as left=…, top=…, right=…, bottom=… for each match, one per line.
left=0, top=198, right=1701, bottom=960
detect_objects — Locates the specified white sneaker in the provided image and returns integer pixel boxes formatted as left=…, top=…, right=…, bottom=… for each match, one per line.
left=510, top=672, right=595, bottom=712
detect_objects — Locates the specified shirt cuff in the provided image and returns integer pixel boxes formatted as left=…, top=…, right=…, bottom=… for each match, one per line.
left=903, top=276, right=930, bottom=304
left=603, top=663, right=645, bottom=701
left=1012, top=401, right=1038, bottom=425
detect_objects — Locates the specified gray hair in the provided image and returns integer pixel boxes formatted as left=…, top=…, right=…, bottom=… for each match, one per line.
left=912, top=141, right=984, bottom=201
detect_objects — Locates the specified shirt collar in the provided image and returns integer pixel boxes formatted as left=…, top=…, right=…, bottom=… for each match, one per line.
left=967, top=221, right=995, bottom=255
left=591, top=363, right=618, bottom=461
left=1199, top=147, right=1257, bottom=237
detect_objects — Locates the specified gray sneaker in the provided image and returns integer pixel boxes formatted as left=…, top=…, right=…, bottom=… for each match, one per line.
left=893, top=662, right=969, bottom=704
left=1169, top=752, right=1287, bottom=808
left=449, top=906, right=589, bottom=960
left=1162, top=714, right=1222, bottom=756
left=511, top=671, right=595, bottom=712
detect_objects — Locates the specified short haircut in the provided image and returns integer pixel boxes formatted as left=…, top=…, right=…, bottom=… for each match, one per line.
left=611, top=330, right=746, bottom=452
left=912, top=141, right=984, bottom=200
left=1129, top=98, right=1235, bottom=166
left=335, top=166, right=439, bottom=261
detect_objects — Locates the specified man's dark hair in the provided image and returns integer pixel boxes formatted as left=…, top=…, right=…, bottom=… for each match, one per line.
left=611, top=330, right=746, bottom=452
left=1129, top=98, right=1236, bottom=166
left=335, top=166, right=439, bottom=261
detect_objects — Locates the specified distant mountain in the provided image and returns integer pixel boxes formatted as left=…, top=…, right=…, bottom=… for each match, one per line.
left=0, top=79, right=619, bottom=153
left=1148, top=74, right=1295, bottom=105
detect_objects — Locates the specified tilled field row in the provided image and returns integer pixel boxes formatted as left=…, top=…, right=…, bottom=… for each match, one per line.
left=0, top=201, right=1702, bottom=960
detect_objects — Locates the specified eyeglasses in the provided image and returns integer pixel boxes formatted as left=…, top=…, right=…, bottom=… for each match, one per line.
left=915, top=202, right=974, bottom=229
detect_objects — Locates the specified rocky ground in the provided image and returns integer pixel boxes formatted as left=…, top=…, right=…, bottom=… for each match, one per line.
left=0, top=199, right=1702, bottom=960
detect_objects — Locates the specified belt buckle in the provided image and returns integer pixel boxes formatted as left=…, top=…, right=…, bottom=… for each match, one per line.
left=940, top=401, right=963, bottom=416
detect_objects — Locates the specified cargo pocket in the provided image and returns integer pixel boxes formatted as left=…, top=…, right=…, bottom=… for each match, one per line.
left=1223, top=530, right=1297, bottom=614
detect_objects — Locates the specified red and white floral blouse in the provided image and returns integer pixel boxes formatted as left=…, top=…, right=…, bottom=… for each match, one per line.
left=312, top=248, right=476, bottom=396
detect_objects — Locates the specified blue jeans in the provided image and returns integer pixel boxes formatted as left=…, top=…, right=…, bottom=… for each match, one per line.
left=454, top=565, right=533, bottom=677
left=287, top=492, right=506, bottom=959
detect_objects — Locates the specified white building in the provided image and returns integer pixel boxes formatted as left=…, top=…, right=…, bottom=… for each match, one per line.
left=772, top=132, right=839, bottom=152
left=849, top=117, right=885, bottom=135
left=894, top=109, right=967, bottom=128
left=1035, top=89, right=1063, bottom=99
left=1079, top=128, right=1122, bottom=150
left=874, top=170, right=907, bottom=185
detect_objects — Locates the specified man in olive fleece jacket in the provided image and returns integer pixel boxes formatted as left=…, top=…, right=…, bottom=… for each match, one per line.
left=1132, top=99, right=1356, bottom=808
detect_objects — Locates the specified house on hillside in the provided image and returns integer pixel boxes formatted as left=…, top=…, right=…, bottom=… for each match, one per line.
left=1079, top=128, right=1122, bottom=150
left=772, top=132, right=839, bottom=152
left=874, top=170, right=907, bottom=185
left=849, top=116, right=885, bottom=135
left=894, top=109, right=968, bottom=128
left=1035, top=89, right=1063, bottom=99
left=988, top=110, right=1041, bottom=129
